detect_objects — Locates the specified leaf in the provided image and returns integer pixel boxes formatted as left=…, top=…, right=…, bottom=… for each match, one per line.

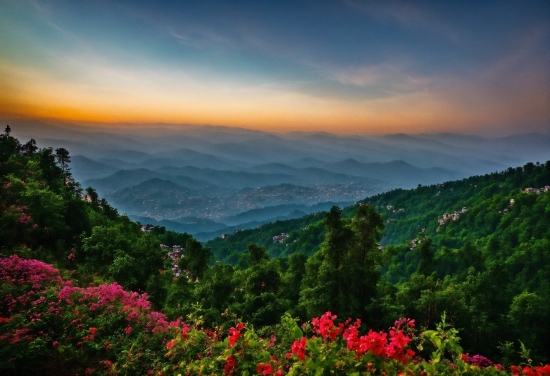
left=291, top=323, right=303, bottom=340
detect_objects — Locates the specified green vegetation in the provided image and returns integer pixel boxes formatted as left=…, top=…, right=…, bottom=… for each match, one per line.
left=1, top=127, right=549, bottom=374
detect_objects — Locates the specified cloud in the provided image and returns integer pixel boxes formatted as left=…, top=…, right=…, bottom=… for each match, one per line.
left=343, top=0, right=460, bottom=43
left=314, top=62, right=433, bottom=96
left=167, top=26, right=237, bottom=51
left=1, top=1, right=547, bottom=135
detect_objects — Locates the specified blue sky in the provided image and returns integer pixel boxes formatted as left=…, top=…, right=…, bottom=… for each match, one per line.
left=1, top=0, right=549, bottom=134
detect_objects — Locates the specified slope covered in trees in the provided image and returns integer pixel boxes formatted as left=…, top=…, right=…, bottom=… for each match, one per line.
left=1, top=128, right=549, bottom=374
left=207, top=162, right=550, bottom=265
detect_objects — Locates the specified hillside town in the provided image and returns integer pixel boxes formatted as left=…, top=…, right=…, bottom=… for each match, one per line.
left=436, top=207, right=467, bottom=231
left=161, top=244, right=184, bottom=277
left=273, top=232, right=290, bottom=244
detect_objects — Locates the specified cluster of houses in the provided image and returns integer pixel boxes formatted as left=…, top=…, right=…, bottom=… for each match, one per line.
left=499, top=199, right=515, bottom=214
left=436, top=207, right=467, bottom=231
left=140, top=224, right=155, bottom=232
left=273, top=233, right=289, bottom=244
left=81, top=194, right=93, bottom=203
left=524, top=187, right=550, bottom=194
left=161, top=244, right=184, bottom=277
left=379, top=204, right=404, bottom=214
left=438, top=207, right=467, bottom=225
left=409, top=237, right=426, bottom=250
left=409, top=229, right=426, bottom=249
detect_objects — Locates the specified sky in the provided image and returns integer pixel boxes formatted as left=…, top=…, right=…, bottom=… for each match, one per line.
left=0, top=0, right=549, bottom=135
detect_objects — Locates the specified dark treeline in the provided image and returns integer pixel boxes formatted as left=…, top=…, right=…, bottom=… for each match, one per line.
left=1, top=127, right=549, bottom=366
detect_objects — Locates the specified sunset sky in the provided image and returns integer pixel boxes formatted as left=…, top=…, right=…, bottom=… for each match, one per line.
left=1, top=0, right=549, bottom=135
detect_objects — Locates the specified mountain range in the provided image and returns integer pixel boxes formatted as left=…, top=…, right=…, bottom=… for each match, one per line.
left=7, top=120, right=549, bottom=239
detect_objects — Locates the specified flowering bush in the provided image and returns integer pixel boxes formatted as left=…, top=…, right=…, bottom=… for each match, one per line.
left=0, top=255, right=184, bottom=375
left=1, top=256, right=549, bottom=375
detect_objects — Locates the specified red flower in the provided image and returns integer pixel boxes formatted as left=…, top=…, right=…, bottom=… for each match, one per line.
left=228, top=324, right=244, bottom=347
left=311, top=312, right=341, bottom=340
left=290, top=337, right=307, bottom=360
left=224, top=355, right=237, bottom=375
left=535, top=365, right=550, bottom=375
left=257, top=362, right=273, bottom=375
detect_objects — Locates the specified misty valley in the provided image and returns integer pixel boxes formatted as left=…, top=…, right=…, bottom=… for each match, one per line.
left=11, top=122, right=549, bottom=240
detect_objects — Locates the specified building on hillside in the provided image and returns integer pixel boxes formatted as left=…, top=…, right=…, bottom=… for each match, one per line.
left=165, top=244, right=184, bottom=277
left=273, top=233, right=289, bottom=244
left=141, top=224, right=155, bottom=232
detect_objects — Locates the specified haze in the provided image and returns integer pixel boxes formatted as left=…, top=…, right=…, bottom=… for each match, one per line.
left=6, top=121, right=550, bottom=240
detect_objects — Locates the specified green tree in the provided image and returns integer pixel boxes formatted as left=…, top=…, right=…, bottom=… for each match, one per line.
left=85, top=186, right=99, bottom=205
left=281, top=252, right=307, bottom=314
left=344, top=204, right=385, bottom=319
left=55, top=147, right=71, bottom=179
left=247, top=243, right=269, bottom=266
left=417, top=237, right=434, bottom=276
left=300, top=205, right=384, bottom=320
left=23, top=138, right=38, bottom=155
left=0, top=127, right=20, bottom=163
left=179, top=238, right=212, bottom=281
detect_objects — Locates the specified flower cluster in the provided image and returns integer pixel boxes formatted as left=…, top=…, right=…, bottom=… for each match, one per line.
left=227, top=322, right=245, bottom=347
left=0, top=255, right=63, bottom=314
left=462, top=353, right=501, bottom=369
left=0, top=255, right=187, bottom=375
left=2, top=256, right=550, bottom=376
left=224, top=354, right=237, bottom=375
left=288, top=337, right=307, bottom=360
left=311, top=311, right=342, bottom=340
left=511, top=365, right=550, bottom=376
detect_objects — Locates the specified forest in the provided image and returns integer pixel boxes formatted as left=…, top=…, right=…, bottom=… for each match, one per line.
left=1, top=127, right=549, bottom=375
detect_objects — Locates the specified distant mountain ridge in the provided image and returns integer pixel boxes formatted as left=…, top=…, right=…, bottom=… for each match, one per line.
left=205, top=160, right=550, bottom=265
left=7, top=120, right=549, bottom=236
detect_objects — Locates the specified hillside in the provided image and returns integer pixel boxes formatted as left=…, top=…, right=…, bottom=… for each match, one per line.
left=1, top=130, right=549, bottom=373
left=204, top=162, right=550, bottom=362
left=206, top=162, right=550, bottom=265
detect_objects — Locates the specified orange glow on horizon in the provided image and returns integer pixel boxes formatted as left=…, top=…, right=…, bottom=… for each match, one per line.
left=1, top=58, right=548, bottom=135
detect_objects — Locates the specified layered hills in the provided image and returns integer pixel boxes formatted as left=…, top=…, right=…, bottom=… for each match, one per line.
left=8, top=121, right=550, bottom=239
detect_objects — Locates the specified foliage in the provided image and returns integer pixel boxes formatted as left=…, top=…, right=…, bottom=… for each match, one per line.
left=1, top=129, right=549, bottom=371
left=2, top=257, right=549, bottom=375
